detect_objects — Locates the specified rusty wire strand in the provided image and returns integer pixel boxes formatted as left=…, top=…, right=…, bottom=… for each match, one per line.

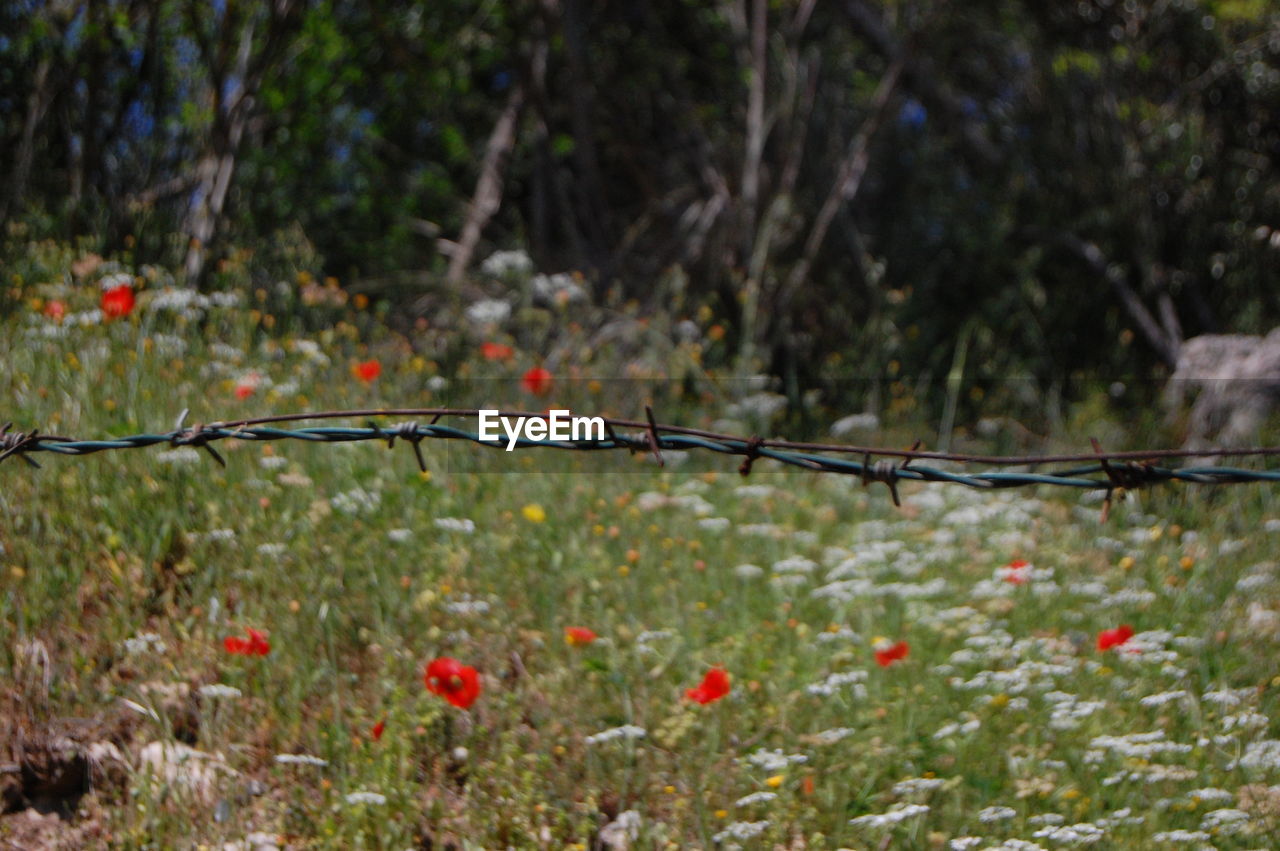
left=4, top=408, right=1280, bottom=505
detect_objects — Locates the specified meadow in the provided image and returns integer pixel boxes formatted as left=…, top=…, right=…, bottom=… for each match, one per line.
left=3, top=269, right=1280, bottom=850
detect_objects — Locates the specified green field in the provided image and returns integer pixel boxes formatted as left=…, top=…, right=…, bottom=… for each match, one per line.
left=4, top=291, right=1280, bottom=850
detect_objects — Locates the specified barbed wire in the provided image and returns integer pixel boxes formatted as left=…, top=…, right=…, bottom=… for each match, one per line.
left=4, top=407, right=1280, bottom=517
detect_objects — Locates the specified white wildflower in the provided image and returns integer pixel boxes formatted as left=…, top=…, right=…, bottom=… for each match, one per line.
left=274, top=753, right=328, bottom=767
left=1030, top=822, right=1104, bottom=845
left=1139, top=690, right=1188, bottom=707
left=734, top=791, right=777, bottom=807
left=849, top=803, right=929, bottom=829
left=698, top=517, right=731, bottom=533
left=815, top=626, right=861, bottom=643
left=934, top=719, right=982, bottom=739
left=1199, top=807, right=1250, bottom=834
left=1086, top=730, right=1192, bottom=759
left=531, top=272, right=586, bottom=305
left=289, top=339, right=329, bottom=363
left=584, top=725, right=647, bottom=746
left=1028, top=814, right=1065, bottom=826
left=712, top=820, right=770, bottom=843
left=949, top=839, right=983, bottom=850
left=1185, top=788, right=1235, bottom=804
left=444, top=595, right=490, bottom=616
left=811, top=727, right=856, bottom=745
left=1223, top=712, right=1269, bottom=731
left=599, top=810, right=642, bottom=850
left=345, top=791, right=387, bottom=806
left=743, top=748, right=808, bottom=772
left=1095, top=808, right=1144, bottom=827
left=465, top=298, right=511, bottom=325
left=1231, top=740, right=1280, bottom=771
left=123, top=632, right=166, bottom=655
left=481, top=249, right=533, bottom=278
left=434, top=517, right=475, bottom=533
left=806, top=670, right=868, bottom=698
left=1150, top=829, right=1211, bottom=843
left=330, top=487, right=380, bottom=515
left=1202, top=687, right=1252, bottom=708
left=772, top=555, right=818, bottom=574
left=892, top=777, right=947, bottom=796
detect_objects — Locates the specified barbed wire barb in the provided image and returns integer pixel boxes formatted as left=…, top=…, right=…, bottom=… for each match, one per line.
left=861, top=440, right=924, bottom=507
left=738, top=436, right=764, bottom=477
left=644, top=405, right=664, bottom=467
left=380, top=421, right=428, bottom=473
left=171, top=408, right=226, bottom=467
left=0, top=423, right=41, bottom=469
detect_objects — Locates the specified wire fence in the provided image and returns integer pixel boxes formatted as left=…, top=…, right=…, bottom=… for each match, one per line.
left=4, top=407, right=1280, bottom=516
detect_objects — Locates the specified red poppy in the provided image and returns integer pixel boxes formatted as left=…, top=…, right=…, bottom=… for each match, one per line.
left=234, top=382, right=255, bottom=400
left=1002, top=559, right=1031, bottom=585
left=353, top=359, right=382, bottom=383
left=481, top=342, right=514, bottom=361
left=43, top=300, right=66, bottom=321
left=564, top=626, right=598, bottom=647
left=424, top=657, right=481, bottom=709
left=874, top=640, right=910, bottom=667
left=100, top=284, right=135, bottom=319
left=1096, top=624, right=1135, bottom=652
left=521, top=366, right=553, bottom=396
left=685, top=666, right=731, bottom=704
left=224, top=627, right=270, bottom=656
left=371, top=718, right=386, bottom=742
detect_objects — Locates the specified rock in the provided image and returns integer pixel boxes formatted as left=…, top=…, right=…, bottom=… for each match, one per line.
left=1165, top=329, right=1280, bottom=452
left=136, top=741, right=236, bottom=802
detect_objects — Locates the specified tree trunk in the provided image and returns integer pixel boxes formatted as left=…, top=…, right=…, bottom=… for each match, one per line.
left=0, top=58, right=54, bottom=228
left=445, top=82, right=526, bottom=285
left=762, top=57, right=902, bottom=347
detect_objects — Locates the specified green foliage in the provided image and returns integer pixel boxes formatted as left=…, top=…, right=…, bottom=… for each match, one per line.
left=0, top=1, right=1277, bottom=419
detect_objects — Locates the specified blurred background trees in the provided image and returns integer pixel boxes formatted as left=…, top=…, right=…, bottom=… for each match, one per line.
left=2, top=0, right=1277, bottom=423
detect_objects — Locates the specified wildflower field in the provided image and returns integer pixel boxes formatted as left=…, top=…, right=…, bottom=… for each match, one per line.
left=4, top=272, right=1280, bottom=850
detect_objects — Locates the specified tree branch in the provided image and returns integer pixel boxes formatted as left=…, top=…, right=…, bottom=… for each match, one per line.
left=1026, top=228, right=1181, bottom=368
left=776, top=57, right=904, bottom=315
left=445, top=81, right=527, bottom=285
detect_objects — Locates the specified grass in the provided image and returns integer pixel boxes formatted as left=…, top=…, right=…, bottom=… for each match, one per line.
left=3, top=284, right=1280, bottom=850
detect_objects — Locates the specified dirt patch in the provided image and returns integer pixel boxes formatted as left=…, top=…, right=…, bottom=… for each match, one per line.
left=0, top=804, right=109, bottom=850
left=1, top=667, right=138, bottom=848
